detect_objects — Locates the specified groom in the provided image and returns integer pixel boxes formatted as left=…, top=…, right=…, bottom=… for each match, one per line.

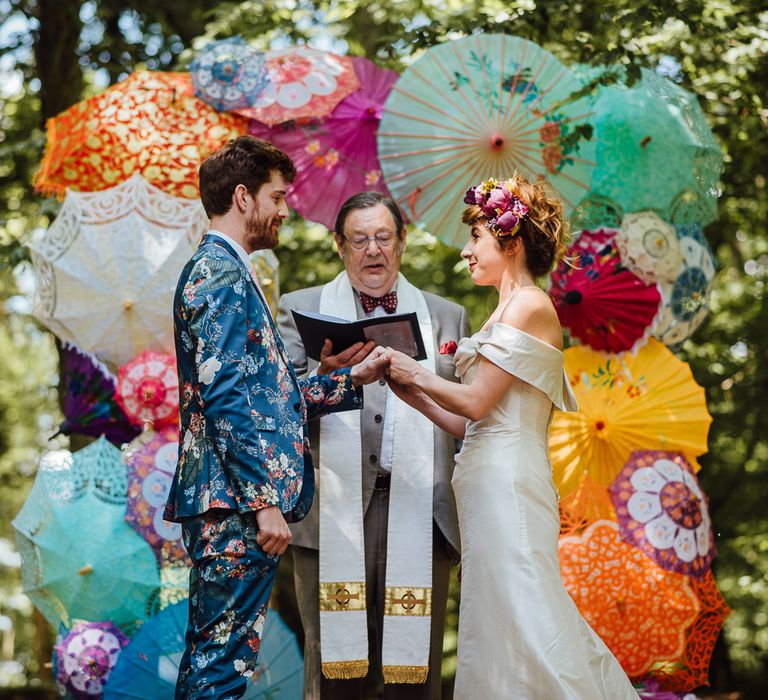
left=164, top=136, right=388, bottom=700
left=278, top=192, right=469, bottom=699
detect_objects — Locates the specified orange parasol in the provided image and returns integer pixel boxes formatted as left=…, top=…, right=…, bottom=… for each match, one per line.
left=558, top=519, right=700, bottom=679
left=648, top=571, right=730, bottom=692
left=34, top=71, right=248, bottom=199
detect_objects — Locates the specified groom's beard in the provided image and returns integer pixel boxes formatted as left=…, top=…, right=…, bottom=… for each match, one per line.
left=245, top=207, right=281, bottom=251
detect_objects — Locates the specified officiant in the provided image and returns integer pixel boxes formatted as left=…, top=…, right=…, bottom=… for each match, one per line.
left=277, top=192, right=470, bottom=700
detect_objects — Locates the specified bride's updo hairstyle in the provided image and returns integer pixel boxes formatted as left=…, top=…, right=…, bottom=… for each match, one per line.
left=461, top=171, right=569, bottom=278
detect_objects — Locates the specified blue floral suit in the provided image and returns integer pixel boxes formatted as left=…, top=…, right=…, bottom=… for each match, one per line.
left=165, top=234, right=362, bottom=699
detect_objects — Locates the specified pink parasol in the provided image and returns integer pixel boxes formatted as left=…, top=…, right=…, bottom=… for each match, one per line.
left=609, top=450, right=715, bottom=579
left=124, top=425, right=189, bottom=567
left=114, top=350, right=178, bottom=430
left=550, top=228, right=662, bottom=353
left=235, top=47, right=359, bottom=125
left=54, top=621, right=128, bottom=698
left=250, top=57, right=399, bottom=230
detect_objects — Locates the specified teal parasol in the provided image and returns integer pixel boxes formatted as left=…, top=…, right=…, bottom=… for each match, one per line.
left=12, top=437, right=161, bottom=629
left=588, top=66, right=722, bottom=226
left=378, top=33, right=595, bottom=247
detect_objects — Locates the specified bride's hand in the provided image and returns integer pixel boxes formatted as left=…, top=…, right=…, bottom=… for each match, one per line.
left=386, top=376, right=425, bottom=408
left=382, top=348, right=423, bottom=387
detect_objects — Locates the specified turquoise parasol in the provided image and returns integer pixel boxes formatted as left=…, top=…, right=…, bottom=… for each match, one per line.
left=588, top=66, right=722, bottom=226
left=12, top=437, right=161, bottom=629
left=378, top=33, right=596, bottom=247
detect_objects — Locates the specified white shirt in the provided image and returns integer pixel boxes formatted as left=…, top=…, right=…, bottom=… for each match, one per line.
left=355, top=286, right=397, bottom=473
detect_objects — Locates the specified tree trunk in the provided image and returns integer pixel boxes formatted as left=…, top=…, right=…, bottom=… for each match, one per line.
left=33, top=0, right=85, bottom=123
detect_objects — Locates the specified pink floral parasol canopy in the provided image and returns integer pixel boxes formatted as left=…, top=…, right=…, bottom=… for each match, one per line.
left=235, top=46, right=359, bottom=125
left=124, top=425, right=189, bottom=567
left=609, top=450, right=715, bottom=579
left=54, top=621, right=128, bottom=698
left=115, top=350, right=178, bottom=430
left=250, top=56, right=399, bottom=230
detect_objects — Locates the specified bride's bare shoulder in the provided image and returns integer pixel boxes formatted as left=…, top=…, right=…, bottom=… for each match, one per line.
left=499, top=288, right=563, bottom=350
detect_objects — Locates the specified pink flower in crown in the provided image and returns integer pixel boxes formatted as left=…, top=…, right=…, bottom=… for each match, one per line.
left=305, top=139, right=321, bottom=155
left=482, top=184, right=513, bottom=218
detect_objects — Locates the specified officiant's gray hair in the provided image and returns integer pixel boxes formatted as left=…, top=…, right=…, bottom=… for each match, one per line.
left=334, top=192, right=405, bottom=240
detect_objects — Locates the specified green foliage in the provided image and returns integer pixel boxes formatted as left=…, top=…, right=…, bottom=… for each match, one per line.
left=0, top=0, right=766, bottom=692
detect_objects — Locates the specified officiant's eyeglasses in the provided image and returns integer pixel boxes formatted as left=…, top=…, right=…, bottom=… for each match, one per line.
left=343, top=232, right=399, bottom=250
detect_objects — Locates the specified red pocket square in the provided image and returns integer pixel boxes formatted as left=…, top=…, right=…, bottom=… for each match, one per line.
left=439, top=340, right=458, bottom=355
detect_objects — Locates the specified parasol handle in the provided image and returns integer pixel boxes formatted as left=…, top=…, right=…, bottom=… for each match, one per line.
left=78, top=564, right=94, bottom=576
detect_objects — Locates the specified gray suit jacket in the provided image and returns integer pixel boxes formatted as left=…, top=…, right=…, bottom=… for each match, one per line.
left=277, top=281, right=470, bottom=558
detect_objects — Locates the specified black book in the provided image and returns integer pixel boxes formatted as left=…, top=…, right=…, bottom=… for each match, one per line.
left=291, top=309, right=427, bottom=362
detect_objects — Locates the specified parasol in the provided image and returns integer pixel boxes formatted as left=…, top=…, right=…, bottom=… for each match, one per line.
left=114, top=350, right=178, bottom=430
left=57, top=343, right=140, bottom=446
left=609, top=450, right=715, bottom=579
left=54, top=620, right=128, bottom=698
left=589, top=66, right=723, bottom=226
left=34, top=71, right=248, bottom=199
left=558, top=520, right=700, bottom=679
left=250, top=56, right=399, bottom=230
left=189, top=37, right=269, bottom=112
left=235, top=46, right=359, bottom=125
left=11, top=438, right=161, bottom=629
left=378, top=33, right=596, bottom=246
left=124, top=426, right=189, bottom=566
left=104, top=602, right=303, bottom=699
left=653, top=223, right=716, bottom=347
left=28, top=173, right=205, bottom=368
left=550, top=228, right=662, bottom=353
left=549, top=339, right=712, bottom=500
left=616, top=212, right=683, bottom=285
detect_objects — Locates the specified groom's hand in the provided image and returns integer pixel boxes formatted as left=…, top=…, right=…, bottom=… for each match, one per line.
left=318, top=338, right=375, bottom=374
left=255, top=506, right=292, bottom=556
left=351, top=346, right=390, bottom=387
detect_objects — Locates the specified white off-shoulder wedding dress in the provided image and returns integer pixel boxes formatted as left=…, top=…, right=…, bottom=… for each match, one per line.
left=451, top=323, right=639, bottom=699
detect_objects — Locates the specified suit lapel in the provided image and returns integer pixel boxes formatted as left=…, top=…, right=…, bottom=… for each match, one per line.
left=202, top=235, right=302, bottom=392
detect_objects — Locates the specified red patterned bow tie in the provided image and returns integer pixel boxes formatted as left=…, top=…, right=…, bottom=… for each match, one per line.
left=359, top=290, right=398, bottom=314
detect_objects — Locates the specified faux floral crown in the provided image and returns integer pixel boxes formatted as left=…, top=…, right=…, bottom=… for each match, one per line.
left=463, top=177, right=529, bottom=238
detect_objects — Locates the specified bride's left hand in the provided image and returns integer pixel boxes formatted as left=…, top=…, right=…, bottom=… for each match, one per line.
left=381, top=347, right=423, bottom=387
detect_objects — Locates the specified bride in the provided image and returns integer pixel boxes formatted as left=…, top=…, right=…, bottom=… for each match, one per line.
left=381, top=173, right=639, bottom=699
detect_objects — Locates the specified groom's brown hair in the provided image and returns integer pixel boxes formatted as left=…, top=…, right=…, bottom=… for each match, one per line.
left=199, top=135, right=296, bottom=218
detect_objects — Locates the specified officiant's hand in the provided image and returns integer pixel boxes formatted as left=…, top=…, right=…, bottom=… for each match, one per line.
left=318, top=338, right=376, bottom=375
left=383, top=348, right=424, bottom=387
left=350, top=346, right=390, bottom=387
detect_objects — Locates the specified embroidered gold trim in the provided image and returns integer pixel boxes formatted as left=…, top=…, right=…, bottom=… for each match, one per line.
left=319, top=581, right=366, bottom=612
left=384, top=586, right=432, bottom=616
left=322, top=659, right=369, bottom=679
left=383, top=664, right=429, bottom=684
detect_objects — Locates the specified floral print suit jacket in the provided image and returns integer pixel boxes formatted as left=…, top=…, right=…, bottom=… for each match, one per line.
left=164, top=234, right=362, bottom=524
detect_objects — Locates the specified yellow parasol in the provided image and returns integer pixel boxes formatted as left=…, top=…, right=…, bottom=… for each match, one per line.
left=550, top=339, right=711, bottom=500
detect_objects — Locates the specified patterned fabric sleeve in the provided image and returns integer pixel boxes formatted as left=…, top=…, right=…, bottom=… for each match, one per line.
left=182, top=255, right=280, bottom=510
left=300, top=369, right=363, bottom=421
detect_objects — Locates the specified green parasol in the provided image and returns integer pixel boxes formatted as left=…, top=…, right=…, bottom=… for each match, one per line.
left=378, top=33, right=596, bottom=247
left=12, top=437, right=161, bottom=629
left=587, top=66, right=722, bottom=226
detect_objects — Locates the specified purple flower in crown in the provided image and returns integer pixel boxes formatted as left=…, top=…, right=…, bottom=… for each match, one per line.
left=463, top=185, right=488, bottom=207
left=482, top=185, right=512, bottom=218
